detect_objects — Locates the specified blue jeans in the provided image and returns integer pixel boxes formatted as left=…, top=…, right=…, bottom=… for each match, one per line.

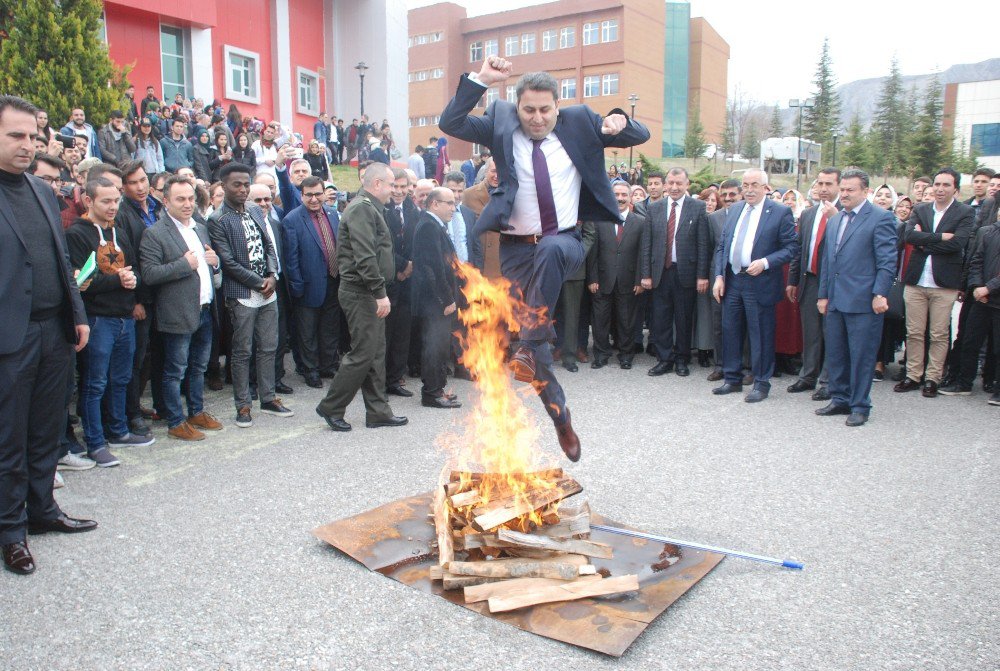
left=80, top=317, right=135, bottom=451
left=161, top=307, right=213, bottom=429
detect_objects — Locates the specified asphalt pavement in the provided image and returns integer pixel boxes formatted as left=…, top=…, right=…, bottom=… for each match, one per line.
left=2, top=352, right=997, bottom=670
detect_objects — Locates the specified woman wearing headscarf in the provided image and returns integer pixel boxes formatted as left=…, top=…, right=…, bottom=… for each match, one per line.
left=435, top=136, right=450, bottom=185
left=774, top=187, right=804, bottom=375
left=191, top=130, right=216, bottom=182
left=872, top=186, right=907, bottom=381
left=782, top=188, right=806, bottom=222
left=630, top=184, right=647, bottom=205
left=305, top=139, right=330, bottom=180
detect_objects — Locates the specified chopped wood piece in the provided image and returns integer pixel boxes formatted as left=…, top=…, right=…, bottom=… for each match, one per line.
left=446, top=555, right=588, bottom=581
left=502, top=547, right=567, bottom=560
left=497, top=528, right=613, bottom=559
left=579, top=565, right=597, bottom=575
left=472, top=477, right=582, bottom=531
left=429, top=565, right=444, bottom=580
left=487, top=574, right=640, bottom=613
left=535, top=513, right=591, bottom=540
left=557, top=493, right=590, bottom=517
left=464, top=575, right=602, bottom=603
left=442, top=574, right=503, bottom=591
left=433, top=488, right=455, bottom=566
left=449, top=488, right=481, bottom=508
left=450, top=468, right=562, bottom=483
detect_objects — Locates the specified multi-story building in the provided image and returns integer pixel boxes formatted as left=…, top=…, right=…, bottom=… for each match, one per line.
left=943, top=79, right=1000, bottom=172
left=101, top=0, right=408, bottom=144
left=408, top=0, right=729, bottom=161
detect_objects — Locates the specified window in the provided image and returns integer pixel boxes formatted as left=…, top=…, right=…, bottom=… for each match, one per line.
left=583, top=22, right=598, bottom=45
left=416, top=71, right=428, bottom=81
left=297, top=67, right=319, bottom=116
left=583, top=75, right=600, bottom=98
left=506, top=85, right=517, bottom=103
left=485, top=87, right=499, bottom=106
left=418, top=117, right=427, bottom=127
left=224, top=46, right=260, bottom=104
left=971, top=123, right=1000, bottom=156
left=505, top=35, right=519, bottom=57
left=432, top=68, right=444, bottom=79
left=521, top=33, right=536, bottom=54
left=602, top=73, right=619, bottom=95
left=542, top=30, right=556, bottom=52
left=559, top=27, right=575, bottom=49
left=601, top=19, right=619, bottom=42
left=560, top=78, right=576, bottom=100
left=160, top=25, right=189, bottom=100
left=469, top=41, right=483, bottom=62
left=484, top=39, right=498, bottom=58
left=431, top=32, right=443, bottom=42
left=416, top=35, right=429, bottom=45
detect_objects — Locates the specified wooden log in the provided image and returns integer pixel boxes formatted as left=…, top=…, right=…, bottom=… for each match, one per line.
left=487, top=574, right=640, bottom=613
left=501, top=547, right=567, bottom=560
left=535, top=513, right=591, bottom=539
left=433, top=488, right=455, bottom=566
left=449, top=468, right=562, bottom=482
left=446, top=555, right=588, bottom=581
left=442, top=574, right=504, bottom=591
left=449, top=488, right=481, bottom=508
left=497, top=528, right=613, bottom=559
left=472, top=477, right=582, bottom=531
left=464, top=575, right=602, bottom=603
left=429, top=565, right=443, bottom=580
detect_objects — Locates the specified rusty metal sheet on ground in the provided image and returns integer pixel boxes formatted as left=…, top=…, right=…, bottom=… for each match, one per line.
left=313, top=492, right=723, bottom=657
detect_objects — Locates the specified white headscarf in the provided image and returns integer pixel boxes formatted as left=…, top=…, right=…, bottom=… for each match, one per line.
left=868, top=183, right=898, bottom=210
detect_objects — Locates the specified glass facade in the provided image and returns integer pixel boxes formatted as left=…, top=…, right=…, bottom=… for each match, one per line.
left=971, top=123, right=1000, bottom=156
left=662, top=1, right=690, bottom=157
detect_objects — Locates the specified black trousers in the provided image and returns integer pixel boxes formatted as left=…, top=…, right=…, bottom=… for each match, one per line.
left=651, top=266, right=697, bottom=363
left=295, top=276, right=341, bottom=375
left=421, top=312, right=454, bottom=397
left=592, top=289, right=637, bottom=362
left=0, top=317, right=72, bottom=544
left=126, top=308, right=150, bottom=422
left=385, top=280, right=412, bottom=385
left=955, top=303, right=1000, bottom=386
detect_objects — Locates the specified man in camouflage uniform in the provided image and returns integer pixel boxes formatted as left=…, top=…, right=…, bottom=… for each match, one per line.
left=316, top=163, right=407, bottom=431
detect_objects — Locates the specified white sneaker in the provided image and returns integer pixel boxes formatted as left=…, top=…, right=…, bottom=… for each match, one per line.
left=58, top=452, right=97, bottom=471
left=54, top=472, right=65, bottom=489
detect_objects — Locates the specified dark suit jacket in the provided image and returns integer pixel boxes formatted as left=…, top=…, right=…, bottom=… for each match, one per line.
left=208, top=202, right=278, bottom=300
left=713, top=200, right=798, bottom=306
left=410, top=211, right=459, bottom=317
left=439, top=74, right=650, bottom=234
left=789, top=202, right=844, bottom=287
left=0, top=174, right=87, bottom=354
left=903, top=200, right=975, bottom=290
left=818, top=202, right=898, bottom=313
left=586, top=211, right=650, bottom=294
left=282, top=204, right=340, bottom=308
left=707, top=206, right=728, bottom=253
left=646, top=196, right=710, bottom=289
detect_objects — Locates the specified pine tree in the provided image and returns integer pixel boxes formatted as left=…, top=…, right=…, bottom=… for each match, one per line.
left=908, top=76, right=946, bottom=178
left=803, top=39, right=842, bottom=167
left=0, top=0, right=131, bottom=128
left=684, top=105, right=709, bottom=163
left=768, top=106, right=784, bottom=138
left=870, top=57, right=908, bottom=177
left=839, top=115, right=870, bottom=170
left=720, top=114, right=736, bottom=158
left=741, top=122, right=762, bottom=159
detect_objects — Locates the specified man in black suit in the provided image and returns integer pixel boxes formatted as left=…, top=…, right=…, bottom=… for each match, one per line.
left=786, top=168, right=842, bottom=399
left=0, top=95, right=96, bottom=575
left=646, top=167, right=710, bottom=378
left=411, top=188, right=463, bottom=408
left=587, top=181, right=650, bottom=369
left=384, top=168, right=418, bottom=397
left=439, top=56, right=650, bottom=462
left=895, top=168, right=975, bottom=398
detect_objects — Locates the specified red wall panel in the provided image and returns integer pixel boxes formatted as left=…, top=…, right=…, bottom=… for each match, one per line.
left=105, top=5, right=164, bottom=101
left=211, top=0, right=275, bottom=124
left=287, top=0, right=327, bottom=136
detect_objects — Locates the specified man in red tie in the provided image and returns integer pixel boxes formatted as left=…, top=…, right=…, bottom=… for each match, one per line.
left=440, top=56, right=650, bottom=462
left=786, top=168, right=842, bottom=400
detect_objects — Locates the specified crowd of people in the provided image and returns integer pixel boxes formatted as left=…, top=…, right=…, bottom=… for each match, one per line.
left=2, top=66, right=999, bottom=575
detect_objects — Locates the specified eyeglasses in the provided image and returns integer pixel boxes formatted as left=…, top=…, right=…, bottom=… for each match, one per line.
left=302, top=192, right=324, bottom=200
left=36, top=175, right=62, bottom=184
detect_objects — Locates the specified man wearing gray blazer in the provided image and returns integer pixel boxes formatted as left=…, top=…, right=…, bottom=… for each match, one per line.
left=140, top=176, right=223, bottom=441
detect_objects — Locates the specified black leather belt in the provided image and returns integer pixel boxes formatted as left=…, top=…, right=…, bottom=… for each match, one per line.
left=500, top=229, right=575, bottom=245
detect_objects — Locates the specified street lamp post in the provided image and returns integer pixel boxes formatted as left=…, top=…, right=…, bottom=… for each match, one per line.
left=627, top=93, right=639, bottom=167
left=355, top=61, right=369, bottom=117
left=788, top=97, right=814, bottom=191
left=832, top=130, right=840, bottom=168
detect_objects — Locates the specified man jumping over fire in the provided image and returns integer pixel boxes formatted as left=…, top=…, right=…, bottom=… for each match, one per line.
left=440, top=56, right=650, bottom=462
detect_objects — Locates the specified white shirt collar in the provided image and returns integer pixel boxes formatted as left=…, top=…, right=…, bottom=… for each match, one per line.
left=168, top=213, right=196, bottom=229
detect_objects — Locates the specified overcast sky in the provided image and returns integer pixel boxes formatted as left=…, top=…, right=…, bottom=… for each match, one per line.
left=405, top=0, right=996, bottom=106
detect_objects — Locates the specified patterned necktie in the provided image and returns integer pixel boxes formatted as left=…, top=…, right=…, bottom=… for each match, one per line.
left=810, top=212, right=829, bottom=274
left=664, top=200, right=677, bottom=270
left=836, top=210, right=856, bottom=250
left=531, top=138, right=559, bottom=236
left=312, top=210, right=338, bottom=277
left=730, top=204, right=754, bottom=270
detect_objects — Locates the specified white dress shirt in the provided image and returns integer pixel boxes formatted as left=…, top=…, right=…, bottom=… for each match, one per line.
left=169, top=214, right=214, bottom=305
left=251, top=140, right=278, bottom=181
left=666, top=196, right=684, bottom=263
left=806, top=197, right=839, bottom=273
left=730, top=202, right=765, bottom=270
left=508, top=129, right=583, bottom=235
left=917, top=198, right=955, bottom=289
left=450, top=208, right=469, bottom=263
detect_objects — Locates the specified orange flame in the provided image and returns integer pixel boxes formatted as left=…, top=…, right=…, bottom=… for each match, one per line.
left=437, top=262, right=560, bottom=530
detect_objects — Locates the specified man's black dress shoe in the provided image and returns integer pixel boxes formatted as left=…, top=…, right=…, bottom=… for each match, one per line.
left=316, top=409, right=351, bottom=432
left=647, top=361, right=673, bottom=376
left=811, top=387, right=831, bottom=401
left=619, top=359, right=632, bottom=370
left=787, top=379, right=815, bottom=393
left=422, top=396, right=462, bottom=409
left=894, top=378, right=921, bottom=393
left=2, top=541, right=35, bottom=575
left=275, top=381, right=294, bottom=395
left=366, top=415, right=408, bottom=428
left=922, top=381, right=938, bottom=398
left=510, top=346, right=536, bottom=383
left=562, top=360, right=578, bottom=372
left=815, top=403, right=851, bottom=416
left=319, top=368, right=338, bottom=379
left=387, top=384, right=414, bottom=397
left=712, top=383, right=743, bottom=395
left=675, top=362, right=690, bottom=377
left=744, top=389, right=768, bottom=403
left=28, top=514, right=98, bottom=535
left=305, top=372, right=323, bottom=389
left=590, top=358, right=608, bottom=369
left=845, top=412, right=868, bottom=427
left=697, top=350, right=711, bottom=368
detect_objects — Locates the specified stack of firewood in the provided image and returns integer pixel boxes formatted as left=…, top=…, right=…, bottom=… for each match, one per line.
left=430, top=469, right=639, bottom=613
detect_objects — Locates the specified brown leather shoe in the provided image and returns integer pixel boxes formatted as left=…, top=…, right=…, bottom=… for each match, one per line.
left=188, top=412, right=223, bottom=431
left=510, top=346, right=536, bottom=383
left=921, top=381, right=938, bottom=398
left=707, top=369, right=724, bottom=382
left=168, top=421, right=206, bottom=441
left=575, top=348, right=589, bottom=363
left=894, top=378, right=921, bottom=393
left=556, top=408, right=581, bottom=462
left=2, top=541, right=35, bottom=575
